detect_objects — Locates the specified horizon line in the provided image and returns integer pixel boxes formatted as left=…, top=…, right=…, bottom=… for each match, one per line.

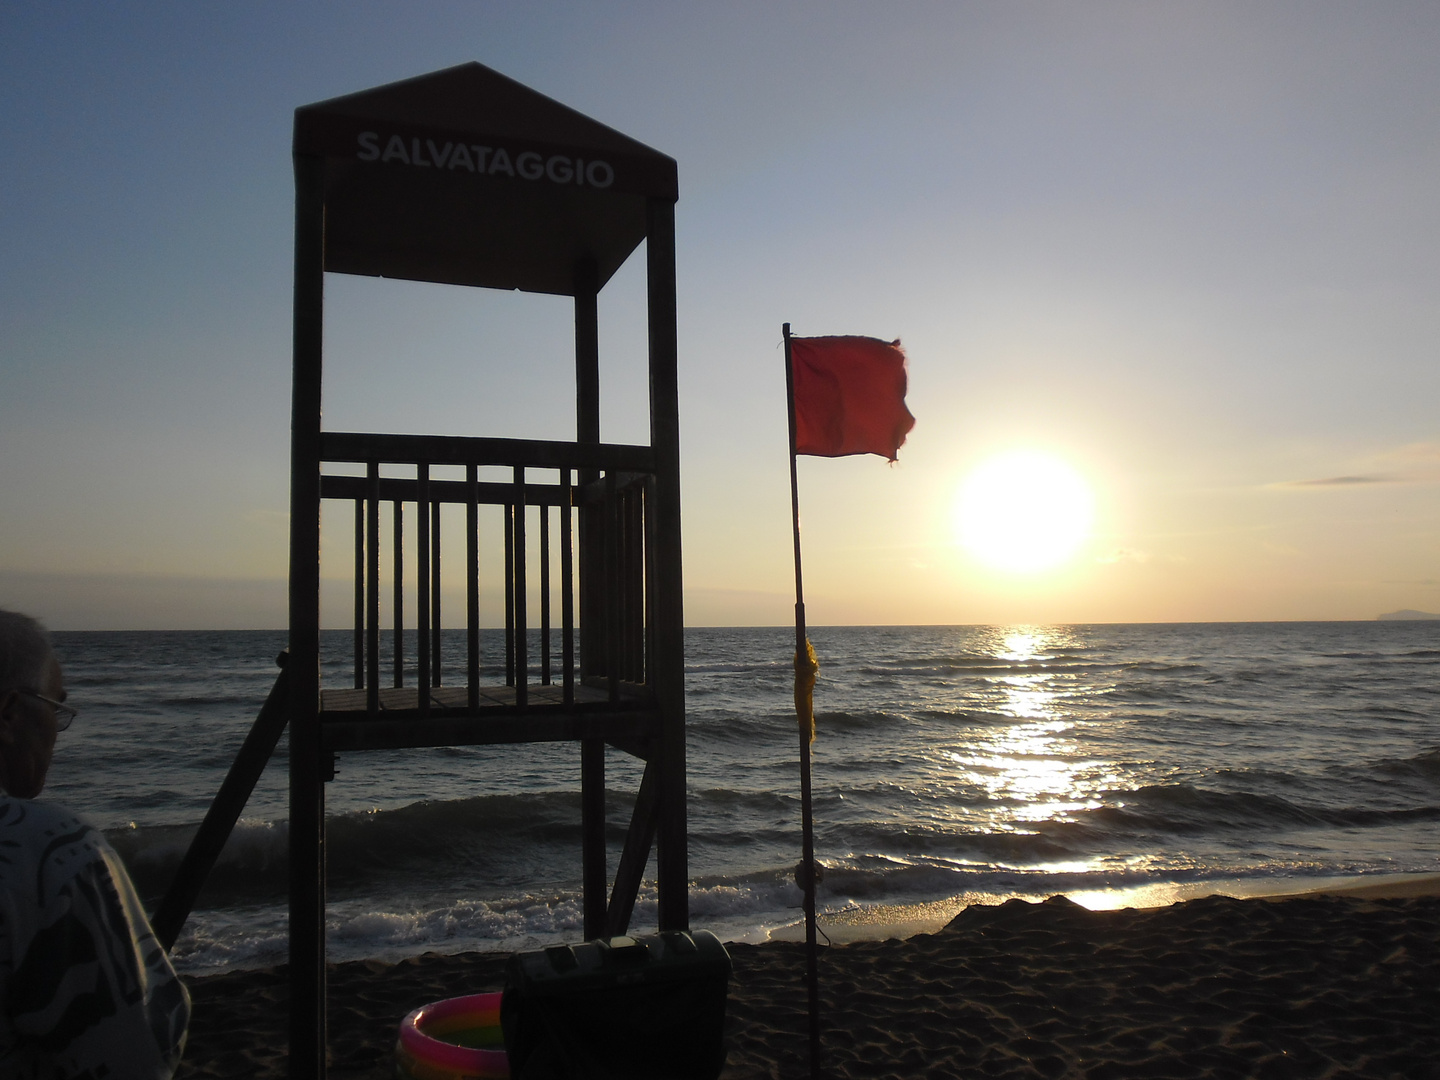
left=46, top=615, right=1439, bottom=633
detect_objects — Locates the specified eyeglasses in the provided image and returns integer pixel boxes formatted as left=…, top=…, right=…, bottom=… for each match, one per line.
left=17, top=690, right=76, bottom=732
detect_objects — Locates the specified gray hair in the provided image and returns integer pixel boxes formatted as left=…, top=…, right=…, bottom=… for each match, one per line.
left=0, top=610, right=54, bottom=694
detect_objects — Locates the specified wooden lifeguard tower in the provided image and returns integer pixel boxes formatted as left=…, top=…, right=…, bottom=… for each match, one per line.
left=285, top=64, right=686, bottom=1076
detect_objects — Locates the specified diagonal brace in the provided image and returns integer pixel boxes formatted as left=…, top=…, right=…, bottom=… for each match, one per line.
left=151, top=653, right=291, bottom=951
left=605, top=759, right=659, bottom=937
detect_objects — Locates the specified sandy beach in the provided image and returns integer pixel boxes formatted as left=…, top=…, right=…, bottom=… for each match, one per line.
left=175, top=884, right=1440, bottom=1080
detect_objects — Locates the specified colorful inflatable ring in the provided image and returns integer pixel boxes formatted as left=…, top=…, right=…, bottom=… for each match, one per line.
left=395, top=990, right=509, bottom=1080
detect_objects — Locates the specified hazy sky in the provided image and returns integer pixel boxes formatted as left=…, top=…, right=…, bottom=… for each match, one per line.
left=3, top=3, right=1437, bottom=629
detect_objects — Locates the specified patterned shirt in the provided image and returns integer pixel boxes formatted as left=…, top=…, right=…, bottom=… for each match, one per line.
left=0, top=797, right=189, bottom=1079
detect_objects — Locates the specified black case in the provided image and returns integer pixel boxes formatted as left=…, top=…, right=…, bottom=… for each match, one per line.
left=501, top=930, right=731, bottom=1080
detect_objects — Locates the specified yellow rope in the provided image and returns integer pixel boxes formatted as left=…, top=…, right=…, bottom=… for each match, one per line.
left=794, top=638, right=819, bottom=744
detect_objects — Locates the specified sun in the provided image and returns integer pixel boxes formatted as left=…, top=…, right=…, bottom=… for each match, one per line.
left=954, top=451, right=1095, bottom=573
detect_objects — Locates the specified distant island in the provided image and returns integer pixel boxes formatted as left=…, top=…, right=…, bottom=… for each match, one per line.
left=1376, top=609, right=1440, bottom=621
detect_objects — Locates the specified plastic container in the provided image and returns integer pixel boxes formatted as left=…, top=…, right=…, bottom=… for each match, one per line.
left=501, top=930, right=731, bottom=1080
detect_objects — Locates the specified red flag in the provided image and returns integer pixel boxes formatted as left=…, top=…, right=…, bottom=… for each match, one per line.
left=788, top=335, right=915, bottom=461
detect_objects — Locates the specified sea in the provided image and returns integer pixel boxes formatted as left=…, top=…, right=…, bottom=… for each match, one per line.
left=45, top=622, right=1440, bottom=976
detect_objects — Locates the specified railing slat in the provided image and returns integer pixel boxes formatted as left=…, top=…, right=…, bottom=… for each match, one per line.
left=431, top=500, right=442, bottom=687
left=644, top=476, right=657, bottom=690
left=467, top=464, right=480, bottom=709
left=628, top=486, right=643, bottom=683
left=561, top=469, right=575, bottom=706
left=367, top=463, right=380, bottom=715
left=605, top=471, right=619, bottom=706
left=417, top=464, right=431, bottom=719
left=393, top=499, right=403, bottom=689
left=514, top=465, right=528, bottom=709
left=353, top=498, right=364, bottom=690
left=540, top=502, right=551, bottom=686
left=504, top=502, right=515, bottom=686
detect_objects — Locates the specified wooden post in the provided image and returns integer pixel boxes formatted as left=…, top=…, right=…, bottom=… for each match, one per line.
left=575, top=259, right=607, bottom=936
left=574, top=257, right=599, bottom=446
left=287, top=150, right=327, bottom=1080
left=575, top=259, right=603, bottom=684
left=581, top=736, right=607, bottom=939
left=647, top=197, right=688, bottom=932
left=783, top=322, right=822, bottom=1080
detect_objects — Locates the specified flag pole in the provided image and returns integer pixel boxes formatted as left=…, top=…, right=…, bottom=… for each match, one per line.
left=783, top=321, right=822, bottom=1080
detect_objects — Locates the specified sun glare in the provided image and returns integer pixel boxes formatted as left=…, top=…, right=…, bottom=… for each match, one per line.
left=954, top=451, right=1095, bottom=573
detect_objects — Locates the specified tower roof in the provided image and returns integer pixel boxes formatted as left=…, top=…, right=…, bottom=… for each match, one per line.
left=294, top=63, right=677, bottom=294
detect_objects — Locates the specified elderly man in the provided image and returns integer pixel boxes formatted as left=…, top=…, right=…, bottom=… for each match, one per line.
left=0, top=609, right=189, bottom=1079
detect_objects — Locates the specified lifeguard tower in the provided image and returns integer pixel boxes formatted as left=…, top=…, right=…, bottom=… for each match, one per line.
left=283, top=64, right=686, bottom=1076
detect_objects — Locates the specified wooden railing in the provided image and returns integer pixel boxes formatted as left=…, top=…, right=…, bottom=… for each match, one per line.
left=318, top=432, right=654, bottom=716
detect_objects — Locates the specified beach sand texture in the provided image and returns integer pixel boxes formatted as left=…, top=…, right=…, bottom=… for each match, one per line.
left=176, top=893, right=1439, bottom=1080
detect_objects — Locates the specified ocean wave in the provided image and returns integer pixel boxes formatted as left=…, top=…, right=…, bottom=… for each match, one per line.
left=114, top=785, right=810, bottom=910
left=812, top=709, right=907, bottom=731
left=51, top=621, right=1440, bottom=974
left=169, top=889, right=592, bottom=975
left=913, top=708, right=1010, bottom=724
left=112, top=790, right=598, bottom=903
left=686, top=710, right=795, bottom=736
left=686, top=660, right=789, bottom=674
left=111, top=818, right=291, bottom=904
left=1372, top=747, right=1440, bottom=779
left=155, top=694, right=269, bottom=708
left=822, top=820, right=1083, bottom=865
left=168, top=876, right=807, bottom=975
left=1118, top=661, right=1207, bottom=673
left=1078, top=784, right=1440, bottom=836
left=1355, top=703, right=1429, bottom=718
left=159, top=840, right=1440, bottom=974
left=687, top=707, right=920, bottom=741
left=853, top=656, right=1109, bottom=677
left=107, top=773, right=1440, bottom=914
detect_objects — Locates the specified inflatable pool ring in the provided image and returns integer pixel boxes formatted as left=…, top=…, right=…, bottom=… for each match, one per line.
left=395, top=991, right=509, bottom=1080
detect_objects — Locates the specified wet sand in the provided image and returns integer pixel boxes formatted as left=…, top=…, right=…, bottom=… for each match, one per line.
left=175, top=888, right=1440, bottom=1079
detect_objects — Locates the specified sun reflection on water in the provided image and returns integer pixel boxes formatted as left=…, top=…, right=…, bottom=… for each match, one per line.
left=998, top=630, right=1046, bottom=662
left=947, top=627, right=1117, bottom=835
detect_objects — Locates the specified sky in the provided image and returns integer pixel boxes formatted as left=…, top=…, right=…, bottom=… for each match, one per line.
left=2, top=2, right=1438, bottom=629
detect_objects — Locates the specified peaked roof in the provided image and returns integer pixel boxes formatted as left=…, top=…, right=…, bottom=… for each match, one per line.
left=294, top=63, right=677, bottom=294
